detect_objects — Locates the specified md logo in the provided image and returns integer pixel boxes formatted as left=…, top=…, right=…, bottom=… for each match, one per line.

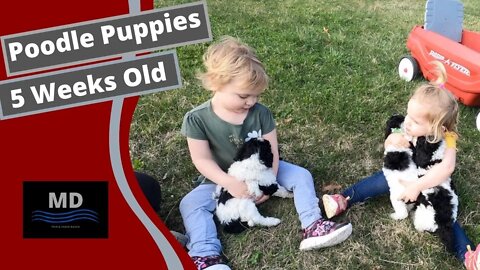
left=23, top=181, right=108, bottom=238
left=49, top=192, right=83, bottom=208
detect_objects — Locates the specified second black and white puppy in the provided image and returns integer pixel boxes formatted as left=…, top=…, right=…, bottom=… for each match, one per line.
left=214, top=137, right=293, bottom=234
left=383, top=114, right=458, bottom=251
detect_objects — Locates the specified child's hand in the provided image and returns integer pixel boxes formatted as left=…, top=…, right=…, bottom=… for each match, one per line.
left=254, top=194, right=270, bottom=205
left=385, top=133, right=409, bottom=148
left=398, top=179, right=420, bottom=202
left=225, top=177, right=251, bottom=199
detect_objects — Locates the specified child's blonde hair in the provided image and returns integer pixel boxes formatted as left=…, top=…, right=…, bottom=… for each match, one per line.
left=410, top=61, right=459, bottom=143
left=197, top=36, right=268, bottom=92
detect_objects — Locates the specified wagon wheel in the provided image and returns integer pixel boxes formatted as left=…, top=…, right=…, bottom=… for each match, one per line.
left=398, top=55, right=420, bottom=82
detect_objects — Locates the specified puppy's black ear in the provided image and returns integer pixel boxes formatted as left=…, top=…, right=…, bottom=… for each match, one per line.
left=217, top=189, right=233, bottom=205
left=385, top=114, right=405, bottom=139
left=234, top=140, right=256, bottom=161
left=413, top=136, right=441, bottom=168
left=259, top=139, right=273, bottom=168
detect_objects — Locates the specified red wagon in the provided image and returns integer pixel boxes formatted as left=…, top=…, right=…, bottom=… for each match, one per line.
left=398, top=25, right=480, bottom=107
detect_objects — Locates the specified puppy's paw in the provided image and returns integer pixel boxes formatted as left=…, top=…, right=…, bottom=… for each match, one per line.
left=273, top=187, right=293, bottom=198
left=276, top=191, right=293, bottom=198
left=390, top=212, right=408, bottom=220
left=264, top=217, right=281, bottom=227
left=254, top=190, right=263, bottom=198
left=249, top=188, right=263, bottom=198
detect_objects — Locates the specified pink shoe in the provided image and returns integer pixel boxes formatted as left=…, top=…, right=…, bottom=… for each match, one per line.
left=299, top=218, right=352, bottom=251
left=465, top=244, right=480, bottom=270
left=191, top=255, right=231, bottom=270
left=322, top=194, right=349, bottom=219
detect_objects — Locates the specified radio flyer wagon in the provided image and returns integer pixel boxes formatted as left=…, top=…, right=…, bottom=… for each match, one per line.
left=397, top=0, right=480, bottom=129
left=399, top=26, right=480, bottom=107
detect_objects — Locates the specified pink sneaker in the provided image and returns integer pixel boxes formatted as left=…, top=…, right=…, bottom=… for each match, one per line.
left=299, top=218, right=352, bottom=251
left=322, top=194, right=349, bottom=219
left=465, top=244, right=480, bottom=270
left=191, top=255, right=231, bottom=270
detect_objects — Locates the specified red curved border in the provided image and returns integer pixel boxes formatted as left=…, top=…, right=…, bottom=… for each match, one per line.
left=0, top=1, right=194, bottom=269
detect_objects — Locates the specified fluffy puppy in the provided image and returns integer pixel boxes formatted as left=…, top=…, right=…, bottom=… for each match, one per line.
left=214, top=137, right=292, bottom=234
left=383, top=115, right=418, bottom=220
left=383, top=115, right=458, bottom=251
left=412, top=136, right=458, bottom=252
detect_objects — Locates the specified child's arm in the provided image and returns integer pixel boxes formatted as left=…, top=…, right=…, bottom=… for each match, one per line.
left=399, top=138, right=456, bottom=202
left=187, top=137, right=251, bottom=199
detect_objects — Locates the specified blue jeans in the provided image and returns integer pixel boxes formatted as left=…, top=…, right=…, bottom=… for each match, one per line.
left=342, top=170, right=473, bottom=262
left=180, top=160, right=322, bottom=257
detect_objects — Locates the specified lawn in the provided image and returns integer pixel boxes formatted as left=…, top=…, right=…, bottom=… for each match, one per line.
left=130, top=0, right=480, bottom=269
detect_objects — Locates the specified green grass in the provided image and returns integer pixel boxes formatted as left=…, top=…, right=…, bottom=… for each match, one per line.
left=130, top=0, right=480, bottom=269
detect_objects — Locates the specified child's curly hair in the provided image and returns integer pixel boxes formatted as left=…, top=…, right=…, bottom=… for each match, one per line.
left=411, top=61, right=459, bottom=143
left=197, top=36, right=268, bottom=92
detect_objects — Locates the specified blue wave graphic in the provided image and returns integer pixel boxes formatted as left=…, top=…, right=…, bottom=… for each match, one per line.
left=31, top=209, right=99, bottom=224
left=32, top=209, right=98, bottom=216
left=32, top=213, right=98, bottom=220
left=32, top=217, right=99, bottom=223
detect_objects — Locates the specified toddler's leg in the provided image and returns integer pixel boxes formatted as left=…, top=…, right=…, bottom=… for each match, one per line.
left=276, top=161, right=321, bottom=228
left=452, top=221, right=474, bottom=262
left=323, top=170, right=390, bottom=218
left=277, top=161, right=352, bottom=251
left=342, top=171, right=390, bottom=207
left=179, top=184, right=221, bottom=257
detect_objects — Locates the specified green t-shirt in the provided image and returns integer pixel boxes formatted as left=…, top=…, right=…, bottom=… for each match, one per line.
left=181, top=100, right=276, bottom=184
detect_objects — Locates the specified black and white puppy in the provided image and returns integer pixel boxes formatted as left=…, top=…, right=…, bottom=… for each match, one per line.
left=383, top=115, right=458, bottom=251
left=383, top=115, right=418, bottom=220
left=412, top=135, right=458, bottom=251
left=214, top=137, right=293, bottom=234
